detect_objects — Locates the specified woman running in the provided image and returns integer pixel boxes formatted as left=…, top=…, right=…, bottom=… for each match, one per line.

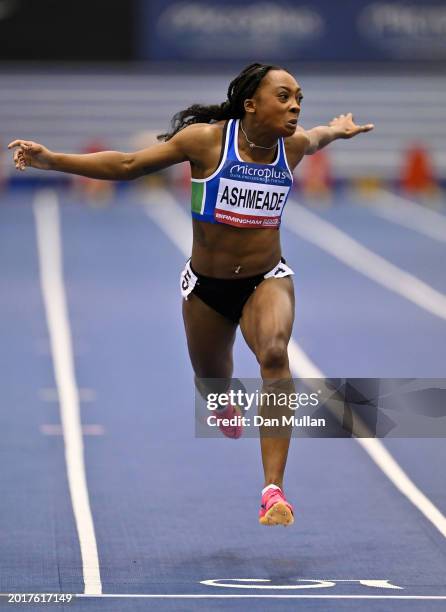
left=9, top=62, right=373, bottom=526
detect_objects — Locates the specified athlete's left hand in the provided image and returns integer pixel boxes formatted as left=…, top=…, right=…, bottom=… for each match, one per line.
left=329, top=113, right=374, bottom=138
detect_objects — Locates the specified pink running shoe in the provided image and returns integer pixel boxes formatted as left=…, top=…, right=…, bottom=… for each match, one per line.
left=215, top=404, right=243, bottom=439
left=259, top=487, right=294, bottom=526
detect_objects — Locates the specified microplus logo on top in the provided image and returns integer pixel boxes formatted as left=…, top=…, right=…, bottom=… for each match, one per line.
left=228, top=163, right=290, bottom=185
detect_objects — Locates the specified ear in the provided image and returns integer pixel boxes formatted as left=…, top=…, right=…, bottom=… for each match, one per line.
left=243, top=98, right=256, bottom=114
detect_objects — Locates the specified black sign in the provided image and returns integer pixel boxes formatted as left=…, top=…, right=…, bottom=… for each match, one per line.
left=0, top=0, right=134, bottom=61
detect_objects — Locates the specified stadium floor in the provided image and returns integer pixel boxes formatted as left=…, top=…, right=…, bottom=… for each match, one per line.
left=1, top=185, right=445, bottom=611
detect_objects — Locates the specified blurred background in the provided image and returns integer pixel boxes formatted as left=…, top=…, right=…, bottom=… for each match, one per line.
left=1, top=0, right=445, bottom=200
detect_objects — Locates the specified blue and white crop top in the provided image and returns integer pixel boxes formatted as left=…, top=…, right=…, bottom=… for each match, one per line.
left=191, top=118, right=293, bottom=229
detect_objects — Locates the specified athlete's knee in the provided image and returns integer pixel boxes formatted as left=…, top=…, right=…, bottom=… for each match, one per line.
left=257, top=339, right=289, bottom=373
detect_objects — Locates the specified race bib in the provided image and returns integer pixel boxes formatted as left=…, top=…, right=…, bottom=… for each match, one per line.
left=214, top=161, right=292, bottom=229
left=180, top=260, right=198, bottom=299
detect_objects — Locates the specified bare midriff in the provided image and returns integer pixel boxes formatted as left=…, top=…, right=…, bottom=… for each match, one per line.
left=191, top=219, right=282, bottom=278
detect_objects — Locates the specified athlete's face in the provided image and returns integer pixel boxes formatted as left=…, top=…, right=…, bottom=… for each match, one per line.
left=246, top=70, right=302, bottom=135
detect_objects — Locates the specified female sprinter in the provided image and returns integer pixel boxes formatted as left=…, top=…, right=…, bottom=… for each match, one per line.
left=9, top=63, right=373, bottom=526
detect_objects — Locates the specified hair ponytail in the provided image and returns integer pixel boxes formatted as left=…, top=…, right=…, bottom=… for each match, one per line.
left=157, top=62, right=288, bottom=141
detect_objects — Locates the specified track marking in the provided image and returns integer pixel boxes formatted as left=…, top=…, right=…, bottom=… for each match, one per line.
left=368, top=189, right=446, bottom=243
left=287, top=341, right=324, bottom=378
left=145, top=190, right=192, bottom=255
left=288, top=349, right=446, bottom=540
left=200, top=578, right=402, bottom=589
left=39, top=387, right=96, bottom=402
left=285, top=200, right=446, bottom=320
left=145, top=188, right=446, bottom=540
left=40, top=424, right=104, bottom=436
left=33, top=190, right=102, bottom=595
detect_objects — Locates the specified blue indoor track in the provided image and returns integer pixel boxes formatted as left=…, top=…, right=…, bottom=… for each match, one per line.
left=1, top=185, right=445, bottom=611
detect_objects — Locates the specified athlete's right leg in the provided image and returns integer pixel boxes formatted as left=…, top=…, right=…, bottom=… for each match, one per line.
left=182, top=293, right=238, bottom=403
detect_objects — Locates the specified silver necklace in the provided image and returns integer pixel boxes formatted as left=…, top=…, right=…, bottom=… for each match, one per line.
left=240, top=121, right=278, bottom=150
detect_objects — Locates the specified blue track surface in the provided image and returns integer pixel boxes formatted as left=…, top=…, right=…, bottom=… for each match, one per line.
left=0, top=186, right=445, bottom=611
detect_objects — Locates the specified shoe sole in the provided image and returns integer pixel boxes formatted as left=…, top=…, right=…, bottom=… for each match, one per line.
left=259, top=502, right=294, bottom=526
left=219, top=425, right=242, bottom=439
left=219, top=406, right=243, bottom=439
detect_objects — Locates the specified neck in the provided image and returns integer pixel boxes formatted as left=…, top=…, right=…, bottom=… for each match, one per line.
left=238, top=118, right=279, bottom=161
left=240, top=118, right=279, bottom=149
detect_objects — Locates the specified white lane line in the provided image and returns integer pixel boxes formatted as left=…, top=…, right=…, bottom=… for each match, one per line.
left=33, top=190, right=102, bottom=595
left=145, top=188, right=446, bottom=540
left=144, top=189, right=192, bottom=255
left=287, top=341, right=325, bottom=378
left=368, top=190, right=446, bottom=243
left=288, top=349, right=446, bottom=539
left=285, top=200, right=446, bottom=320
left=40, top=424, right=105, bottom=436
left=39, top=387, right=96, bottom=402
left=358, top=439, right=446, bottom=537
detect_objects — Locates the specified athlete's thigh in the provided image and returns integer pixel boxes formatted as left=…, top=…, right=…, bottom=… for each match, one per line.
left=239, top=277, right=295, bottom=358
left=182, top=293, right=238, bottom=377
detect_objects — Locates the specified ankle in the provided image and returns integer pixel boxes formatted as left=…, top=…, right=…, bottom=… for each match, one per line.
left=263, top=479, right=283, bottom=491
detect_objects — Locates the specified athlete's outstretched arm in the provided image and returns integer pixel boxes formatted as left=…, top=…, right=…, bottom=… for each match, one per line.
left=7, top=128, right=196, bottom=180
left=298, top=113, right=374, bottom=155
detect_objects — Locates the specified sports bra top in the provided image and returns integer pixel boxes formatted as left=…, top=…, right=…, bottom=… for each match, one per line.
left=190, top=118, right=293, bottom=229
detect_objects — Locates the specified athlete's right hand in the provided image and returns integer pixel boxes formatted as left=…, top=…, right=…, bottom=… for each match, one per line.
left=8, top=140, right=54, bottom=171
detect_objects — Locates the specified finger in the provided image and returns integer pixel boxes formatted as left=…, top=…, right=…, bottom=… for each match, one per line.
left=360, top=124, right=374, bottom=132
left=8, top=140, right=30, bottom=149
left=14, top=150, right=26, bottom=167
left=10, top=140, right=35, bottom=152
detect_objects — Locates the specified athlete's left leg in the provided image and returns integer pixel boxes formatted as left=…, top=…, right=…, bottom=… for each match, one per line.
left=239, top=276, right=295, bottom=490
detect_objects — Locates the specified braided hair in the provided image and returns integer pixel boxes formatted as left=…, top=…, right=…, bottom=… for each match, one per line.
left=157, top=62, right=288, bottom=141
